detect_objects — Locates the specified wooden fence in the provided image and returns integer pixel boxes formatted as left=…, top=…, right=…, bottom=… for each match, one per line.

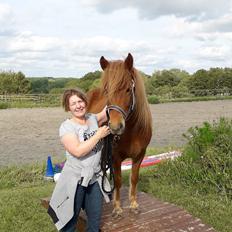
left=0, top=94, right=61, bottom=104
left=0, top=89, right=232, bottom=105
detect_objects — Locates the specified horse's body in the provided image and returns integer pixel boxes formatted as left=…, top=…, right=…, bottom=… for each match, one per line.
left=87, top=53, right=152, bottom=216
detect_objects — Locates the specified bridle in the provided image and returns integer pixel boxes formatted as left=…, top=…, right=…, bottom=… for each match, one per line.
left=101, top=79, right=136, bottom=195
left=106, top=79, right=136, bottom=121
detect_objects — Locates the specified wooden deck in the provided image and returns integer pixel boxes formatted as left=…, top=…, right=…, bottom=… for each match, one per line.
left=41, top=186, right=217, bottom=232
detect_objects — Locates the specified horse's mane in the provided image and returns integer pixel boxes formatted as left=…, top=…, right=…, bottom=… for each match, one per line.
left=101, top=61, right=152, bottom=135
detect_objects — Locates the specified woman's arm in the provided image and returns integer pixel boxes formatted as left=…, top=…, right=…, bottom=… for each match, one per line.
left=96, top=106, right=108, bottom=126
left=61, top=125, right=110, bottom=158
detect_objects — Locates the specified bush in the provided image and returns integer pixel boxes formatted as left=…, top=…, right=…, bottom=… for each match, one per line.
left=171, top=85, right=191, bottom=98
left=184, top=118, right=232, bottom=196
left=0, top=102, right=9, bottom=109
left=155, top=118, right=232, bottom=198
left=147, top=95, right=160, bottom=104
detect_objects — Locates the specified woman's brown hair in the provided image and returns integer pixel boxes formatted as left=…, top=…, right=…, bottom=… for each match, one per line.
left=62, top=88, right=88, bottom=112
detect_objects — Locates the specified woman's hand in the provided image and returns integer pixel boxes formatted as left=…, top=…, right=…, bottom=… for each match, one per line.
left=96, top=125, right=111, bottom=139
left=97, top=105, right=108, bottom=126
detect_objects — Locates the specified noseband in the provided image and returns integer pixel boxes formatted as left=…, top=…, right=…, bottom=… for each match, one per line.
left=106, top=80, right=136, bottom=121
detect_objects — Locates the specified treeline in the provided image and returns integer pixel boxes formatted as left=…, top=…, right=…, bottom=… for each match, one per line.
left=26, top=70, right=101, bottom=94
left=145, top=68, right=232, bottom=98
left=0, top=71, right=101, bottom=94
left=1, top=68, right=232, bottom=97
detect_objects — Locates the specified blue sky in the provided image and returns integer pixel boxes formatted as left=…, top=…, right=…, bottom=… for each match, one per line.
left=0, top=0, right=232, bottom=77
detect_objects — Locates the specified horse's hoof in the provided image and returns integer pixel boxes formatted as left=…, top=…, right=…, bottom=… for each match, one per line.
left=129, top=201, right=140, bottom=214
left=129, top=207, right=140, bottom=214
left=112, top=208, right=123, bottom=218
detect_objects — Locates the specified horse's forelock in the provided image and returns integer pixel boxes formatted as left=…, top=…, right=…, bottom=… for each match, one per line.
left=101, top=61, right=131, bottom=97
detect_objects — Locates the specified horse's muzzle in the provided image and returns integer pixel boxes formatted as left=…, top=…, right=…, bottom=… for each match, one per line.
left=108, top=121, right=125, bottom=135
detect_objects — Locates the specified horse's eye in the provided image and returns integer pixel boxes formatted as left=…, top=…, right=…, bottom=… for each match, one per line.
left=126, top=88, right=130, bottom=93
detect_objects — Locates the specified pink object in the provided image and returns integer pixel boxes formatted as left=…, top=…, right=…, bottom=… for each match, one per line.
left=121, top=151, right=181, bottom=171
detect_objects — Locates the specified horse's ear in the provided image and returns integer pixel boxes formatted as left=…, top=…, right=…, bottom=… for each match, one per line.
left=100, top=56, right=109, bottom=70
left=125, top=53, right=133, bottom=70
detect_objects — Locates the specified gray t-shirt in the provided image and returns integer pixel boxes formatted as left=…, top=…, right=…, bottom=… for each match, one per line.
left=59, top=113, right=103, bottom=185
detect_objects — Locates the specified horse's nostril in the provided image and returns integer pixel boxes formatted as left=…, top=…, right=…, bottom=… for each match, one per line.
left=108, top=121, right=124, bottom=135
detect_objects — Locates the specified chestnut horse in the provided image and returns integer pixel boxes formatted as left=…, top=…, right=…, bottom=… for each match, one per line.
left=87, top=53, right=152, bottom=216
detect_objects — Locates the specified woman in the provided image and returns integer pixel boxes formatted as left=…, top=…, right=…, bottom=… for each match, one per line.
left=48, top=88, right=111, bottom=232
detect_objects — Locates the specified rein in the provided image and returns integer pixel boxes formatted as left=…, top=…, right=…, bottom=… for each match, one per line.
left=100, top=134, right=115, bottom=196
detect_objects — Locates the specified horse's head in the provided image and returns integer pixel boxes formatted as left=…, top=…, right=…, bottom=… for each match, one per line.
left=100, top=53, right=136, bottom=135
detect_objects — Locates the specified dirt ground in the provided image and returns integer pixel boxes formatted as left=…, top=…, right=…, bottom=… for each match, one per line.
left=1, top=100, right=232, bottom=167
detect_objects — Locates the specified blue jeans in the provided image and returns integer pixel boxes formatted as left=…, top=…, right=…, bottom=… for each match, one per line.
left=61, top=181, right=103, bottom=232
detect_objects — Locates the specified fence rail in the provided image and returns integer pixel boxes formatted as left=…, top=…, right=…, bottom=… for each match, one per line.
left=0, top=89, right=232, bottom=104
left=151, top=88, right=232, bottom=99
left=189, top=88, right=232, bottom=96
left=0, top=94, right=61, bottom=104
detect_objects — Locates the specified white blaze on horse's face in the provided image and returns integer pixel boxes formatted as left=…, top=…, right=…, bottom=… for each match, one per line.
left=100, top=53, right=135, bottom=135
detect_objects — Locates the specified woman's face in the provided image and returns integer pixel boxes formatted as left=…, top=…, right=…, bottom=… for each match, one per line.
left=69, top=95, right=87, bottom=118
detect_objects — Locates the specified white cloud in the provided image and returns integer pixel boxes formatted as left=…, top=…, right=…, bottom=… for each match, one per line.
left=0, top=3, right=12, bottom=22
left=0, top=3, right=16, bottom=36
left=0, top=0, right=232, bottom=76
left=197, top=45, right=231, bottom=61
left=201, top=14, right=232, bottom=33
left=82, top=0, right=232, bottom=21
left=8, top=32, right=64, bottom=53
left=1, top=33, right=168, bottom=76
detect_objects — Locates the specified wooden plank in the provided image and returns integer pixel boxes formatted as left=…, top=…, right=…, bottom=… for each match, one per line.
left=41, top=186, right=217, bottom=232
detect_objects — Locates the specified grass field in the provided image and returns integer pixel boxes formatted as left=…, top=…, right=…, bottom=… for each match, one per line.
left=0, top=164, right=56, bottom=232
left=0, top=156, right=231, bottom=232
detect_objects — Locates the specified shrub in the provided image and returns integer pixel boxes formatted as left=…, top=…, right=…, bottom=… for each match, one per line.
left=147, top=95, right=160, bottom=104
left=155, top=118, right=232, bottom=198
left=0, top=102, right=9, bottom=109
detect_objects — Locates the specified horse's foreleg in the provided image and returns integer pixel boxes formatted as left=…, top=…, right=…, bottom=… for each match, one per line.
left=129, top=154, right=145, bottom=213
left=112, top=158, right=123, bottom=217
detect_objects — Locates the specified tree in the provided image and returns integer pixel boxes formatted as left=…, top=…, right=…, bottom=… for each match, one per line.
left=187, top=69, right=209, bottom=96
left=65, top=71, right=101, bottom=92
left=152, top=70, right=181, bottom=87
left=48, top=78, right=68, bottom=90
left=169, top=69, right=190, bottom=80
left=171, top=85, right=190, bottom=98
left=13, top=72, right=31, bottom=94
left=144, top=77, right=156, bottom=95
left=30, top=78, right=49, bottom=93
left=0, top=71, right=31, bottom=94
left=89, top=79, right=101, bottom=90
left=221, top=68, right=232, bottom=89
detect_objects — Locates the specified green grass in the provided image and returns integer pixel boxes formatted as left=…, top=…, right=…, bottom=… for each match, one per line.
left=0, top=183, right=55, bottom=232
left=1, top=132, right=231, bottom=232
left=145, top=146, right=181, bottom=156
left=0, top=164, right=56, bottom=232
left=0, top=158, right=231, bottom=232
left=5, top=101, right=60, bottom=109
left=0, top=102, right=9, bottom=109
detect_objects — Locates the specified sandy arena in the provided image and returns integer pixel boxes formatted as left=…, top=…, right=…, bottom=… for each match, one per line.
left=0, top=100, right=232, bottom=167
